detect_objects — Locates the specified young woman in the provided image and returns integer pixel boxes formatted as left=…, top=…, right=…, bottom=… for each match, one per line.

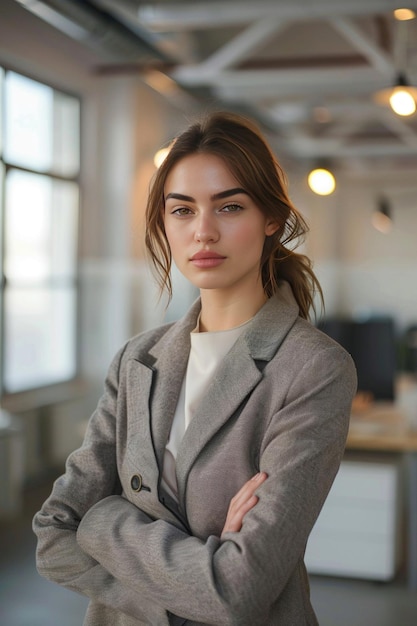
left=33, top=111, right=357, bottom=625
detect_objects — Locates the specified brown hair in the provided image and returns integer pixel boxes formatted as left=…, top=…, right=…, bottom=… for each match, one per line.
left=145, top=111, right=323, bottom=319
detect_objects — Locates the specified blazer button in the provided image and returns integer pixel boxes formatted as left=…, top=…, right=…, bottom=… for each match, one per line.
left=130, top=474, right=143, bottom=492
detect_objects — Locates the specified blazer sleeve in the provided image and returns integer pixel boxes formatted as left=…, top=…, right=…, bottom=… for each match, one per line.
left=76, top=345, right=357, bottom=626
left=32, top=344, right=170, bottom=625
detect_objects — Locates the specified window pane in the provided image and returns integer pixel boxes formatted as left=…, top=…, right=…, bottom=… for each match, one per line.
left=3, top=287, right=77, bottom=393
left=4, top=169, right=78, bottom=283
left=4, top=72, right=80, bottom=176
left=4, top=72, right=53, bottom=172
left=53, top=91, right=80, bottom=177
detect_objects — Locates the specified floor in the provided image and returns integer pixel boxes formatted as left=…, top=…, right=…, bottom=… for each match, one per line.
left=1, top=482, right=416, bottom=626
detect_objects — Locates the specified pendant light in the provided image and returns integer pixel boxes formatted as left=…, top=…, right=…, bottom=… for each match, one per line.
left=154, top=146, right=170, bottom=168
left=374, top=11, right=417, bottom=116
left=307, top=166, right=336, bottom=196
left=375, top=72, right=417, bottom=116
left=372, top=196, right=393, bottom=234
left=393, top=8, right=416, bottom=21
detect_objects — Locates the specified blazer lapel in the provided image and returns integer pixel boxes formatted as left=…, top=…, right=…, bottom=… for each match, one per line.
left=175, top=281, right=300, bottom=503
left=147, top=300, right=201, bottom=470
left=175, top=340, right=263, bottom=502
left=124, top=359, right=160, bottom=488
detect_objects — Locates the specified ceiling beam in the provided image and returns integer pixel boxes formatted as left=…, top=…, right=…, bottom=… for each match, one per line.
left=196, top=18, right=289, bottom=73
left=281, top=135, right=417, bottom=158
left=172, top=67, right=393, bottom=98
left=137, top=0, right=417, bottom=31
left=329, top=16, right=394, bottom=74
left=376, top=108, right=417, bottom=148
left=269, top=99, right=399, bottom=123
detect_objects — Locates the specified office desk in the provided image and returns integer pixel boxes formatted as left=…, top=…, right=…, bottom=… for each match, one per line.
left=346, top=405, right=417, bottom=590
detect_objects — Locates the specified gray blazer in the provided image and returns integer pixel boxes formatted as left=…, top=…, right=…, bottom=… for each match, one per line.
left=33, top=282, right=357, bottom=626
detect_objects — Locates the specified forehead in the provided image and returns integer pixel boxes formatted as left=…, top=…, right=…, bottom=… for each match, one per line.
left=164, top=153, right=239, bottom=192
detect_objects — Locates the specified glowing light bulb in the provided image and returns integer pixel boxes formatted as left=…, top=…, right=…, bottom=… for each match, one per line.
left=389, top=88, right=416, bottom=116
left=394, top=8, right=416, bottom=21
left=153, top=147, right=170, bottom=168
left=307, top=168, right=336, bottom=195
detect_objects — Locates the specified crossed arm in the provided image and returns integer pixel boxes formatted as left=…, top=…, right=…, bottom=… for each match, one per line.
left=34, top=344, right=356, bottom=625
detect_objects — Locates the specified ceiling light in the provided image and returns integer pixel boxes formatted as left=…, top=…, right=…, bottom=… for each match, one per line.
left=153, top=146, right=170, bottom=168
left=389, top=87, right=416, bottom=115
left=393, top=8, right=416, bottom=20
left=307, top=167, right=336, bottom=196
left=374, top=73, right=417, bottom=116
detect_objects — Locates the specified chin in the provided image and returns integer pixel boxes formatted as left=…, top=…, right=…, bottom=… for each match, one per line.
left=189, top=277, right=230, bottom=291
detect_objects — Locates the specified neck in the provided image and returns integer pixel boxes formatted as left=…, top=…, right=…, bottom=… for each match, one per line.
left=198, top=285, right=267, bottom=332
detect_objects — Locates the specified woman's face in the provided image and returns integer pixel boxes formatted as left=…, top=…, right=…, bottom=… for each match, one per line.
left=163, top=152, right=278, bottom=296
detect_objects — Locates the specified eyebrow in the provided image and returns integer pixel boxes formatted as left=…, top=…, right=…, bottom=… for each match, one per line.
left=164, top=187, right=249, bottom=203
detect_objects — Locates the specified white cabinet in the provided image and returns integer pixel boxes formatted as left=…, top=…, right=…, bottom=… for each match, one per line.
left=305, top=456, right=403, bottom=580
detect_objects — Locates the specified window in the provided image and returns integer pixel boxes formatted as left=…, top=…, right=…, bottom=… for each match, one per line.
left=0, top=68, right=80, bottom=395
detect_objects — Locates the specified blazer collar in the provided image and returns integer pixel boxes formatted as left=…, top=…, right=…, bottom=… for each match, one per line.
left=244, top=279, right=300, bottom=361
left=148, top=279, right=300, bottom=362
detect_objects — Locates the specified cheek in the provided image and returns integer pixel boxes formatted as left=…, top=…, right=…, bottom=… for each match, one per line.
left=164, top=222, right=190, bottom=264
left=164, top=221, right=181, bottom=248
left=229, top=220, right=266, bottom=248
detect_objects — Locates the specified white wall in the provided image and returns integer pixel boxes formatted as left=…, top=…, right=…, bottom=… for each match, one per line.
left=288, top=167, right=417, bottom=331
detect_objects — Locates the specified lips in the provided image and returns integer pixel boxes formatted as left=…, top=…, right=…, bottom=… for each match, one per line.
left=191, top=250, right=225, bottom=260
left=190, top=250, right=226, bottom=268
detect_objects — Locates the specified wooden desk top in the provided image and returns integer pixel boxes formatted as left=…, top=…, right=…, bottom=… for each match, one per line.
left=347, top=403, right=417, bottom=452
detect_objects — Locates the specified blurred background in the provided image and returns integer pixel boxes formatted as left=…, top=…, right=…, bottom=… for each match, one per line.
left=1, top=1, right=417, bottom=624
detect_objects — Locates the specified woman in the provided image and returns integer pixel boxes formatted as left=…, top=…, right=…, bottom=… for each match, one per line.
left=33, top=111, right=357, bottom=625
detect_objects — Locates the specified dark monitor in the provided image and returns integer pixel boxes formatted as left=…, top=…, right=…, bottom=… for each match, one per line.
left=318, top=317, right=396, bottom=401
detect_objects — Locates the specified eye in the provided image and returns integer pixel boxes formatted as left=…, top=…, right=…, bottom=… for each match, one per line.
left=171, top=207, right=193, bottom=216
left=220, top=203, right=243, bottom=213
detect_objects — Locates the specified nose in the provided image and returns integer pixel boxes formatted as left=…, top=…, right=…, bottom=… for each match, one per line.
left=194, top=212, right=219, bottom=243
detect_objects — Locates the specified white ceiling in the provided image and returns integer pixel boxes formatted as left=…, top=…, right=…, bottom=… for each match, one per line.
left=16, top=0, right=417, bottom=171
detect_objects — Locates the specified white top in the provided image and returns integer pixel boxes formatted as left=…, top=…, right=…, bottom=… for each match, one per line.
left=161, top=317, right=251, bottom=501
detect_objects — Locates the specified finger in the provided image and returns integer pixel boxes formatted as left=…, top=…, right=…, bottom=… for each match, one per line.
left=222, top=495, right=259, bottom=536
left=230, top=472, right=267, bottom=508
left=221, top=473, right=268, bottom=537
left=235, top=494, right=259, bottom=521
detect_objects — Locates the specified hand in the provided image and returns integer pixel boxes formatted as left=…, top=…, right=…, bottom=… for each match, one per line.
left=221, top=472, right=267, bottom=538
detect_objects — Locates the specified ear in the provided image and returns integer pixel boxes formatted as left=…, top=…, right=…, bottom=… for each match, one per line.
left=265, top=219, right=279, bottom=236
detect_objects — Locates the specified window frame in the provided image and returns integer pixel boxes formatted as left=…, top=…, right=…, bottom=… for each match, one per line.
left=0, top=65, right=82, bottom=410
